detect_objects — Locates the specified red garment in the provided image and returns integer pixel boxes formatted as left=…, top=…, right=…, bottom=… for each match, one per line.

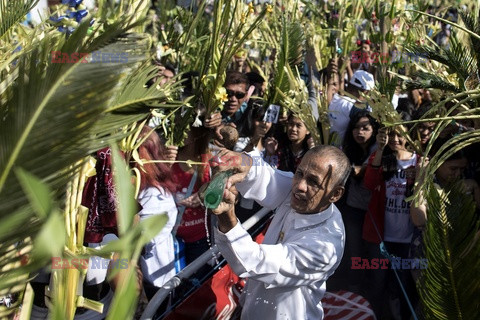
left=362, top=152, right=419, bottom=244
left=82, top=147, right=119, bottom=243
left=172, top=164, right=211, bottom=243
left=362, top=153, right=386, bottom=244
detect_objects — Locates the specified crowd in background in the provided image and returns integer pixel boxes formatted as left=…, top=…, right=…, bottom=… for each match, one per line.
left=131, top=33, right=480, bottom=318
left=24, top=2, right=480, bottom=320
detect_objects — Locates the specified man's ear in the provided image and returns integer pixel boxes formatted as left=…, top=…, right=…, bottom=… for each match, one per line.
left=329, top=186, right=345, bottom=203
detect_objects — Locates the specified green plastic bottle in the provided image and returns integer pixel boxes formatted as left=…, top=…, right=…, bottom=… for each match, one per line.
left=203, top=170, right=233, bottom=209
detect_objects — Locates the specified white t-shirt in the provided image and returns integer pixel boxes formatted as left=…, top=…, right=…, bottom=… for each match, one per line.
left=328, top=93, right=356, bottom=146
left=384, top=154, right=416, bottom=243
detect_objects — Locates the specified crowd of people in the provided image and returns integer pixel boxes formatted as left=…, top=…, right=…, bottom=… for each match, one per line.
left=130, top=50, right=479, bottom=318
left=31, top=44, right=480, bottom=320
left=24, top=2, right=480, bottom=320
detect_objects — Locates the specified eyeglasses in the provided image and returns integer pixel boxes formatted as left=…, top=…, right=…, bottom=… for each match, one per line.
left=226, top=89, right=246, bottom=99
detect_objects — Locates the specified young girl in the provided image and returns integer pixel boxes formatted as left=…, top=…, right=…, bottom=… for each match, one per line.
left=233, top=99, right=276, bottom=221
left=270, top=114, right=313, bottom=173
left=362, top=125, right=418, bottom=319
left=234, top=100, right=272, bottom=150
left=234, top=99, right=276, bottom=163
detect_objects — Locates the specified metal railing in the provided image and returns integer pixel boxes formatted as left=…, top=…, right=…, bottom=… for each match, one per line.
left=140, top=207, right=272, bottom=320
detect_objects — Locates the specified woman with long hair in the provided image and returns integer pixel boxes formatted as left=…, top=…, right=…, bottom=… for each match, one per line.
left=233, top=99, right=277, bottom=221
left=332, top=110, right=378, bottom=293
left=234, top=99, right=276, bottom=162
left=134, top=126, right=178, bottom=300
left=269, top=113, right=313, bottom=173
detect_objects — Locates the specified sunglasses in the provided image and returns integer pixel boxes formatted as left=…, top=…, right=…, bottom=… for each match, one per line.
left=226, top=89, right=246, bottom=99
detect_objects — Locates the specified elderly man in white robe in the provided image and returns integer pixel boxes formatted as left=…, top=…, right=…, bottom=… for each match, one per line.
left=209, top=145, right=351, bottom=320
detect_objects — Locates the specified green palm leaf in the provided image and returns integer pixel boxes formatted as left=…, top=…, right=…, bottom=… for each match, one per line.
left=405, top=71, right=462, bottom=93
left=420, top=181, right=480, bottom=319
left=266, top=16, right=305, bottom=107
left=0, top=0, right=38, bottom=41
left=459, top=10, right=480, bottom=66
left=406, top=38, right=475, bottom=84
left=0, top=20, right=168, bottom=294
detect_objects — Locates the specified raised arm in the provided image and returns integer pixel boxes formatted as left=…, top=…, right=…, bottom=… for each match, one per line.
left=212, top=187, right=341, bottom=288
left=215, top=224, right=339, bottom=288
left=212, top=149, right=293, bottom=210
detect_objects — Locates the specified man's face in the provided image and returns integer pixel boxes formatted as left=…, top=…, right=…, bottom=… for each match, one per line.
left=224, top=83, right=248, bottom=117
left=417, top=122, right=435, bottom=145
left=291, top=153, right=342, bottom=214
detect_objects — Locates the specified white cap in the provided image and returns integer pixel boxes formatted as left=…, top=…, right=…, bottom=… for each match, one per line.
left=349, top=70, right=375, bottom=91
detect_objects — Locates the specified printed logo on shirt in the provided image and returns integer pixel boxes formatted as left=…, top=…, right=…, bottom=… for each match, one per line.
left=385, top=167, right=414, bottom=215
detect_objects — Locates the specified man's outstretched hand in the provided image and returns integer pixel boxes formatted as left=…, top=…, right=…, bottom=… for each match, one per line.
left=209, top=149, right=253, bottom=187
left=207, top=149, right=254, bottom=233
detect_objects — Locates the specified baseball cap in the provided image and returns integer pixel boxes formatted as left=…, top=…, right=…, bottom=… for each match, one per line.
left=350, top=70, right=375, bottom=91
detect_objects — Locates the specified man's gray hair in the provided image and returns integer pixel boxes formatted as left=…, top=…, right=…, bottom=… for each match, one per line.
left=308, top=145, right=351, bottom=187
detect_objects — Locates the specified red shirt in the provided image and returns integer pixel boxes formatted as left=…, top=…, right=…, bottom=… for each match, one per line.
left=172, top=163, right=211, bottom=243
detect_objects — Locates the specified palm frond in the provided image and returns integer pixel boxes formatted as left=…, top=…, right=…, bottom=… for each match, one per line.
left=444, top=35, right=476, bottom=81
left=107, top=64, right=184, bottom=112
left=276, top=66, right=320, bottom=145
left=0, top=0, right=38, bottom=41
left=459, top=10, right=480, bottom=66
left=419, top=181, right=480, bottom=319
left=406, top=38, right=474, bottom=83
left=0, top=23, right=156, bottom=294
left=196, top=0, right=268, bottom=117
left=266, top=17, right=305, bottom=107
left=405, top=71, right=461, bottom=93
left=407, top=9, right=480, bottom=42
